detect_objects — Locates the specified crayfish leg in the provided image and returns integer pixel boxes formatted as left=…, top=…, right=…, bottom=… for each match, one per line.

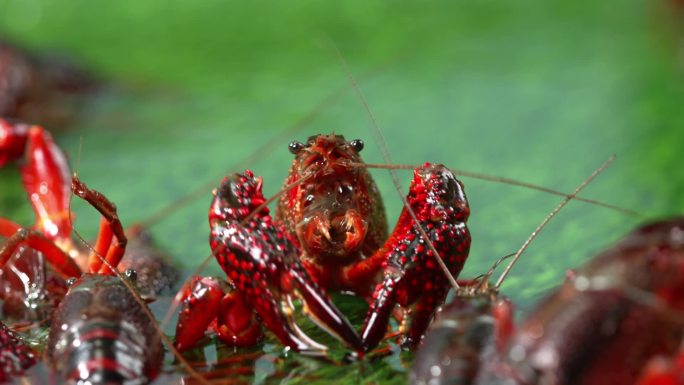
left=360, top=273, right=451, bottom=351
left=174, top=276, right=225, bottom=352
left=0, top=120, right=71, bottom=240
left=175, top=276, right=264, bottom=352
left=70, top=176, right=127, bottom=275
left=216, top=291, right=264, bottom=347
left=0, top=220, right=80, bottom=278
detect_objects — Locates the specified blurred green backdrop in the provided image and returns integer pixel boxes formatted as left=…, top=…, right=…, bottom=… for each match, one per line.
left=1, top=0, right=683, bottom=383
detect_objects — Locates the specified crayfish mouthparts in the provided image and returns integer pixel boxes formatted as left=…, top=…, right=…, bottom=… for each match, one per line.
left=299, top=209, right=367, bottom=260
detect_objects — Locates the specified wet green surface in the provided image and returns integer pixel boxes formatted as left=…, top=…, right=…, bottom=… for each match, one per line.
left=1, top=0, right=684, bottom=383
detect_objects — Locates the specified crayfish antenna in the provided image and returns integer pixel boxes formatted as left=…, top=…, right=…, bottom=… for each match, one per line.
left=68, top=148, right=213, bottom=385
left=132, top=57, right=403, bottom=231
left=471, top=252, right=516, bottom=293
left=474, top=152, right=614, bottom=292
left=327, top=39, right=461, bottom=290
left=346, top=161, right=640, bottom=217
left=493, top=154, right=616, bottom=289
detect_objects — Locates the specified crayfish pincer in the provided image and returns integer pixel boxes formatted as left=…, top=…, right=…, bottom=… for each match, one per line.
left=175, top=134, right=472, bottom=355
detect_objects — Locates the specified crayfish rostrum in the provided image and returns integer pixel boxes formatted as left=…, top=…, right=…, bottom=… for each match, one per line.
left=175, top=133, right=471, bottom=355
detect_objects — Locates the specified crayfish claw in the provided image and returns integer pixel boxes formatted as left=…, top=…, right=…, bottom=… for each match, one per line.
left=290, top=268, right=365, bottom=353
left=208, top=171, right=363, bottom=354
left=360, top=164, right=472, bottom=351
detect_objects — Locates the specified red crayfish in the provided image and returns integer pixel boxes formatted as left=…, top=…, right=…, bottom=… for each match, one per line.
left=175, top=133, right=470, bottom=355
left=0, top=119, right=170, bottom=383
left=411, top=194, right=684, bottom=383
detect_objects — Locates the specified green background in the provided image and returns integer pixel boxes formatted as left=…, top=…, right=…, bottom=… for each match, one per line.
left=1, top=0, right=682, bottom=383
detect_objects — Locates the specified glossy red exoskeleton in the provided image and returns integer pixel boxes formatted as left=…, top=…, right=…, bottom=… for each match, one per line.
left=175, top=134, right=471, bottom=354
left=0, top=119, right=177, bottom=323
left=411, top=217, right=684, bottom=385
left=1, top=120, right=172, bottom=383
left=1, top=175, right=164, bottom=384
left=0, top=320, right=36, bottom=382
left=46, top=273, right=163, bottom=385
left=0, top=119, right=126, bottom=320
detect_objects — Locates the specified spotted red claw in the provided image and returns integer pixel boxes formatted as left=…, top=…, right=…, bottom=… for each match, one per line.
left=360, top=163, right=471, bottom=351
left=207, top=170, right=364, bottom=355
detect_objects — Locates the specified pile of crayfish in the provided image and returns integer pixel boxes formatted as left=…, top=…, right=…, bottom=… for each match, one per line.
left=3, top=117, right=684, bottom=385
left=1, top=41, right=683, bottom=385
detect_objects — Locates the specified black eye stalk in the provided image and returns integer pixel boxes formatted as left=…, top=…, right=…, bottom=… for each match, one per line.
left=289, top=140, right=305, bottom=154
left=124, top=268, right=138, bottom=282
left=350, top=139, right=364, bottom=152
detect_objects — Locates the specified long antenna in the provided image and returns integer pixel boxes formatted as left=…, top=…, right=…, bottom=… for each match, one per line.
left=494, top=154, right=616, bottom=289
left=68, top=147, right=211, bottom=385
left=349, top=162, right=640, bottom=217
left=134, top=55, right=405, bottom=230
left=327, top=40, right=460, bottom=290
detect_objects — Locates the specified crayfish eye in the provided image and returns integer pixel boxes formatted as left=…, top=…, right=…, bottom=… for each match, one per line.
left=350, top=139, right=364, bottom=152
left=304, top=194, right=315, bottom=206
left=124, top=268, right=138, bottom=282
left=289, top=140, right=304, bottom=154
left=66, top=278, right=77, bottom=287
left=338, top=184, right=353, bottom=196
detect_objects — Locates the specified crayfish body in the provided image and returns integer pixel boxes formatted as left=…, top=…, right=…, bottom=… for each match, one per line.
left=0, top=119, right=174, bottom=383
left=412, top=217, right=684, bottom=385
left=46, top=274, right=163, bottom=385
left=176, top=134, right=472, bottom=355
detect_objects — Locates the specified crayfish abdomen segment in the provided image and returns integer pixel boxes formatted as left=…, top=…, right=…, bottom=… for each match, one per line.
left=46, top=274, right=163, bottom=384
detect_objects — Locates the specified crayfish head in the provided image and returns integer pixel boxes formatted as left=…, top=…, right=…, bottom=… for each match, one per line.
left=287, top=134, right=374, bottom=261
left=289, top=133, right=364, bottom=177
